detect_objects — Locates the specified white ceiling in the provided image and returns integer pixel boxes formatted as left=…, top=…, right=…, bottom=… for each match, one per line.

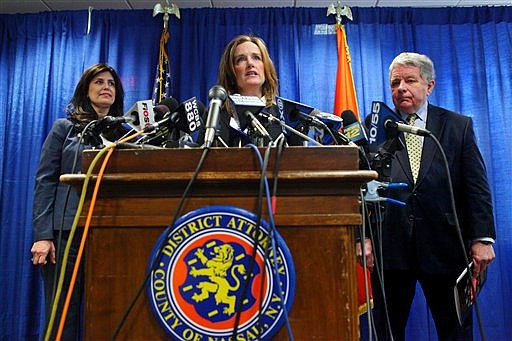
left=1, top=0, right=511, bottom=14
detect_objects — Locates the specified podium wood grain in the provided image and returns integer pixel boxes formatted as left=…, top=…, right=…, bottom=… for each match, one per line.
left=61, top=146, right=377, bottom=340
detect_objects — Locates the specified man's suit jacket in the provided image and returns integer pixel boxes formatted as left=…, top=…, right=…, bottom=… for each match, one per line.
left=379, top=104, right=496, bottom=275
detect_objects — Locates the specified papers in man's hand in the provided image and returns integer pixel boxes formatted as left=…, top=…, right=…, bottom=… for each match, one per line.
left=454, top=261, right=487, bottom=325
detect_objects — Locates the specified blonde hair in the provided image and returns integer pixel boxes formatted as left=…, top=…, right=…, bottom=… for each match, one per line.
left=218, top=34, right=279, bottom=107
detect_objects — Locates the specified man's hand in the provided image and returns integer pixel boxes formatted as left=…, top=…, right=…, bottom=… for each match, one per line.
left=356, top=238, right=374, bottom=273
left=470, top=241, right=495, bottom=278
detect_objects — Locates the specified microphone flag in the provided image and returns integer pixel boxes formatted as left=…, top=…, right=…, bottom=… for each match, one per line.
left=367, top=101, right=403, bottom=145
left=275, top=96, right=315, bottom=129
left=152, top=27, right=172, bottom=105
left=124, top=100, right=156, bottom=131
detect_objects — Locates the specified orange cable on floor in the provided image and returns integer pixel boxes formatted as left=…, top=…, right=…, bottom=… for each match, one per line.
left=55, top=131, right=144, bottom=341
left=55, top=146, right=115, bottom=340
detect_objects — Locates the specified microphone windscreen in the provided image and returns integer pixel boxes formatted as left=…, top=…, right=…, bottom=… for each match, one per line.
left=208, top=85, right=227, bottom=101
left=154, top=97, right=179, bottom=120
left=340, top=110, right=358, bottom=126
left=364, top=114, right=372, bottom=128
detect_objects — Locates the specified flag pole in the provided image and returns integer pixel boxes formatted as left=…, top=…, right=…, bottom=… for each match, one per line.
left=327, top=2, right=360, bottom=120
left=328, top=2, right=373, bottom=317
left=152, top=1, right=180, bottom=104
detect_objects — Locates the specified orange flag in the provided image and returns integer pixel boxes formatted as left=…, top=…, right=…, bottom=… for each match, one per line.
left=334, top=23, right=373, bottom=315
left=333, top=24, right=360, bottom=120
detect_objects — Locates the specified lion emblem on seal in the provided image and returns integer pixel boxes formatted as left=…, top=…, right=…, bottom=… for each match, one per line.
left=189, top=243, right=246, bottom=315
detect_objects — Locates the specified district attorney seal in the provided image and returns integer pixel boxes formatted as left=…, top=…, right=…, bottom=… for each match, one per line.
left=146, top=205, right=296, bottom=340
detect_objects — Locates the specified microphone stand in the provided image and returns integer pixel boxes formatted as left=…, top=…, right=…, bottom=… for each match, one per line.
left=369, top=133, right=402, bottom=182
left=258, top=112, right=323, bottom=146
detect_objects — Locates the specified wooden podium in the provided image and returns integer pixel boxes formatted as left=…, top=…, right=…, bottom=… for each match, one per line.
left=61, top=146, right=376, bottom=340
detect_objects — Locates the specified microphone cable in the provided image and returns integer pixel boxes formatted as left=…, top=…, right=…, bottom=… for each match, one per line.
left=427, top=133, right=488, bottom=341
left=359, top=190, right=374, bottom=341
left=43, top=118, right=103, bottom=340
left=266, top=134, right=294, bottom=339
left=43, top=142, right=106, bottom=340
left=361, top=192, right=394, bottom=341
left=230, top=143, right=269, bottom=340
left=317, top=121, right=342, bottom=146
left=230, top=136, right=293, bottom=341
left=270, top=134, right=286, bottom=214
left=45, top=121, right=146, bottom=341
left=43, top=127, right=146, bottom=341
left=366, top=131, right=488, bottom=341
left=259, top=140, right=293, bottom=340
left=111, top=144, right=211, bottom=340
left=55, top=144, right=115, bottom=340
left=43, top=122, right=83, bottom=339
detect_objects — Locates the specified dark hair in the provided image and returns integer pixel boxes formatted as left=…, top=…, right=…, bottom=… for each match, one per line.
left=66, top=63, right=125, bottom=132
left=218, top=34, right=279, bottom=107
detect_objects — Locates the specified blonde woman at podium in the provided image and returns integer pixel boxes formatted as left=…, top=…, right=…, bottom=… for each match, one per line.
left=212, top=34, right=284, bottom=146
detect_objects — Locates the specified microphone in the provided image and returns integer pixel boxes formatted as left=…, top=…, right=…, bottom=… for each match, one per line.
left=153, top=97, right=180, bottom=121
left=276, top=96, right=316, bottom=128
left=203, top=85, right=227, bottom=148
left=276, top=96, right=333, bottom=145
left=275, top=96, right=353, bottom=146
left=258, top=111, right=323, bottom=146
left=365, top=102, right=407, bottom=181
left=311, top=110, right=344, bottom=127
left=227, top=94, right=274, bottom=143
left=123, top=100, right=156, bottom=131
left=244, top=110, right=274, bottom=141
left=159, top=97, right=204, bottom=136
left=275, top=96, right=344, bottom=129
left=384, top=119, right=431, bottom=136
left=138, top=97, right=179, bottom=146
left=310, top=109, right=349, bottom=145
left=289, top=109, right=326, bottom=129
left=366, top=101, right=403, bottom=145
left=89, top=115, right=134, bottom=135
left=291, top=108, right=355, bottom=145
left=82, top=116, right=134, bottom=147
left=143, top=97, right=205, bottom=139
left=229, top=95, right=265, bottom=119
left=340, top=110, right=372, bottom=170
left=96, top=115, right=134, bottom=130
left=340, top=110, right=368, bottom=147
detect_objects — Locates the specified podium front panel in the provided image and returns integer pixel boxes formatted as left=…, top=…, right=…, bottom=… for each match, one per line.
left=61, top=146, right=377, bottom=340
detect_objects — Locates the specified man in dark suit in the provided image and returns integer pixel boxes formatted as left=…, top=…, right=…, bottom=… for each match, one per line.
left=358, top=52, right=496, bottom=340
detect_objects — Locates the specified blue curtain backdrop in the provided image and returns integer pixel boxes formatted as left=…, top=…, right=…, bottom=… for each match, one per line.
left=1, top=6, right=511, bottom=340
